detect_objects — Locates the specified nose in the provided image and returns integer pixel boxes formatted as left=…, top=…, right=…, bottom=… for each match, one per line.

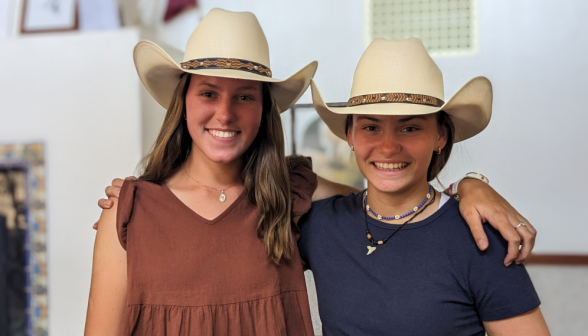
left=215, top=96, right=236, bottom=124
left=378, top=131, right=402, bottom=155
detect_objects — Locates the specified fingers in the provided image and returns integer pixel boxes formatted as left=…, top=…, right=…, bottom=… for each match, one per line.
left=112, top=178, right=125, bottom=187
left=514, top=217, right=536, bottom=264
left=460, top=205, right=489, bottom=250
left=493, top=211, right=522, bottom=267
left=479, top=206, right=521, bottom=266
left=95, top=177, right=133, bottom=230
left=98, top=198, right=113, bottom=209
left=503, top=230, right=521, bottom=267
left=105, top=185, right=121, bottom=198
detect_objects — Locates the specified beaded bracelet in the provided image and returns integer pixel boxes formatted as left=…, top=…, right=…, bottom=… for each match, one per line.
left=448, top=172, right=490, bottom=201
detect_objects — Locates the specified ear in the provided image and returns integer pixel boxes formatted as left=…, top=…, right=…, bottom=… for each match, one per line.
left=436, top=123, right=449, bottom=150
left=346, top=116, right=354, bottom=148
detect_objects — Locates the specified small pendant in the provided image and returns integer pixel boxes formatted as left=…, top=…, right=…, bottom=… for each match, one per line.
left=219, top=190, right=226, bottom=202
left=366, top=246, right=377, bottom=255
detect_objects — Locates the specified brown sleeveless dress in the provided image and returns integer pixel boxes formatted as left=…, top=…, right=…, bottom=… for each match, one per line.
left=115, top=162, right=317, bottom=336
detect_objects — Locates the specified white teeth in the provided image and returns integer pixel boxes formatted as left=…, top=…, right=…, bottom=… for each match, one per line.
left=209, top=130, right=237, bottom=138
left=374, top=162, right=407, bottom=170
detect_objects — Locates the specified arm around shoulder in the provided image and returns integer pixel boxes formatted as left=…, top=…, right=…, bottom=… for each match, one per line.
left=84, top=197, right=128, bottom=335
left=313, top=175, right=360, bottom=201
left=484, top=307, right=550, bottom=336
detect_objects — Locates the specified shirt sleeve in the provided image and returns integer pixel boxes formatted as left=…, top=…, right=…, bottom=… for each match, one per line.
left=468, top=224, right=541, bottom=321
left=115, top=180, right=137, bottom=250
left=288, top=156, right=318, bottom=231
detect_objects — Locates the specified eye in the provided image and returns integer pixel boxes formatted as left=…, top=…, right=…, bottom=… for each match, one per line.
left=201, top=91, right=214, bottom=98
left=363, top=125, right=377, bottom=132
left=401, top=126, right=419, bottom=133
left=237, top=95, right=253, bottom=101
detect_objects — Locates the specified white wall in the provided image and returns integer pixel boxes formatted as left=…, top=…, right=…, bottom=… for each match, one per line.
left=187, top=0, right=588, bottom=254
left=434, top=0, right=588, bottom=254
left=0, top=28, right=142, bottom=335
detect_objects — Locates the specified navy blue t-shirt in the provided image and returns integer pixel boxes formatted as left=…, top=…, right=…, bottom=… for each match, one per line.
left=298, top=192, right=540, bottom=336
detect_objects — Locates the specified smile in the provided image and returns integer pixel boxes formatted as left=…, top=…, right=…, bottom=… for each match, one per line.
left=208, top=129, right=238, bottom=138
left=373, top=162, right=408, bottom=171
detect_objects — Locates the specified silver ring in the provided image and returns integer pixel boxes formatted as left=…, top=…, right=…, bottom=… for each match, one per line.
left=515, top=221, right=527, bottom=229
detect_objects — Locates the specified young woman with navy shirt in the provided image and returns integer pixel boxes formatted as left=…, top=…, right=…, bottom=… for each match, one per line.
left=300, top=38, right=550, bottom=335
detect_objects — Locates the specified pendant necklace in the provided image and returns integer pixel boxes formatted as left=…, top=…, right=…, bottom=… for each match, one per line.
left=183, top=166, right=241, bottom=203
left=364, top=186, right=436, bottom=255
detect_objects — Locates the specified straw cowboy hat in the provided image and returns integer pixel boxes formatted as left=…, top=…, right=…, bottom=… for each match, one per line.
left=311, top=38, right=492, bottom=142
left=134, top=8, right=317, bottom=112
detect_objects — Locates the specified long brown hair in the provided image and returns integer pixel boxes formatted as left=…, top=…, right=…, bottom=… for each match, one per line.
left=344, top=111, right=455, bottom=182
left=139, top=73, right=293, bottom=264
left=427, top=111, right=455, bottom=182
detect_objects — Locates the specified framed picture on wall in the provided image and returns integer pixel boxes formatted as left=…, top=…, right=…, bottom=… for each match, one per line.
left=21, top=0, right=77, bottom=33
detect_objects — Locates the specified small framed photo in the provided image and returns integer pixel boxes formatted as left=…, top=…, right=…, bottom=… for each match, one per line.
left=21, top=0, right=77, bottom=34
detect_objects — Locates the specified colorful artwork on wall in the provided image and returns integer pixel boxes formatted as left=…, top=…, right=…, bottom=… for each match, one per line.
left=0, top=144, right=47, bottom=336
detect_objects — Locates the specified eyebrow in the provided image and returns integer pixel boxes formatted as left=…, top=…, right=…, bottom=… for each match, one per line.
left=356, top=115, right=382, bottom=123
left=196, top=82, right=260, bottom=91
left=398, top=115, right=428, bottom=122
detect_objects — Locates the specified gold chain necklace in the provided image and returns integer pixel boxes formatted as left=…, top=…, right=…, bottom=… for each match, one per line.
left=183, top=165, right=241, bottom=203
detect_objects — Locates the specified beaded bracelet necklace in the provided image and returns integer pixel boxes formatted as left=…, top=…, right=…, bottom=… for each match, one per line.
left=364, top=188, right=436, bottom=255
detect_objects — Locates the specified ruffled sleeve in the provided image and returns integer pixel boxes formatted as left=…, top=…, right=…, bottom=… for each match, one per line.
left=288, top=156, right=318, bottom=228
left=116, top=180, right=137, bottom=250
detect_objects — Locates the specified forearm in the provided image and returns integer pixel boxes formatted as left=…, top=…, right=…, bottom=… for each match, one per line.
left=312, top=176, right=360, bottom=201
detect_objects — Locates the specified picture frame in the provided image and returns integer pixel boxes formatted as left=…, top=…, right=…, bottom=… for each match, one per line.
left=21, top=0, right=77, bottom=34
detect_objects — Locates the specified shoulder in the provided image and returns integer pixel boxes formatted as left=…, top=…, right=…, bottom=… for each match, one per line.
left=427, top=198, right=477, bottom=244
left=429, top=200, right=541, bottom=320
left=302, top=191, right=363, bottom=228
left=438, top=199, right=510, bottom=260
left=115, top=179, right=164, bottom=249
left=120, top=179, right=168, bottom=203
left=314, top=191, right=361, bottom=211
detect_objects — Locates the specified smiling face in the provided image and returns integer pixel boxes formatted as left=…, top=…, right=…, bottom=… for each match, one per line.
left=185, top=75, right=264, bottom=166
left=347, top=114, right=448, bottom=194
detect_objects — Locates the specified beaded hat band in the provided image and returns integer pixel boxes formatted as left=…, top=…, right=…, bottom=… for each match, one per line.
left=181, top=57, right=272, bottom=78
left=347, top=92, right=444, bottom=108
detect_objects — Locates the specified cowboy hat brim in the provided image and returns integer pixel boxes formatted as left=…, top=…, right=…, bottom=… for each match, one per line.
left=311, top=77, right=493, bottom=143
left=134, top=40, right=318, bottom=113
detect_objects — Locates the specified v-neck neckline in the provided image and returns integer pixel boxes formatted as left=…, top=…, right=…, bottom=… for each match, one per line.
left=162, top=183, right=248, bottom=225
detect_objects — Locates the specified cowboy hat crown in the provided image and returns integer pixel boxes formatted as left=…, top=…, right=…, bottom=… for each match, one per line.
left=311, top=38, right=492, bottom=142
left=350, top=38, right=444, bottom=100
left=183, top=9, right=270, bottom=68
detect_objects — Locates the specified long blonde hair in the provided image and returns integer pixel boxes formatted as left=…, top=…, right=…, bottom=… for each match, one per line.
left=139, top=74, right=293, bottom=264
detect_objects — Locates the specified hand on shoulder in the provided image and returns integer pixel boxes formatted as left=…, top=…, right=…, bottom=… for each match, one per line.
left=93, top=176, right=136, bottom=229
